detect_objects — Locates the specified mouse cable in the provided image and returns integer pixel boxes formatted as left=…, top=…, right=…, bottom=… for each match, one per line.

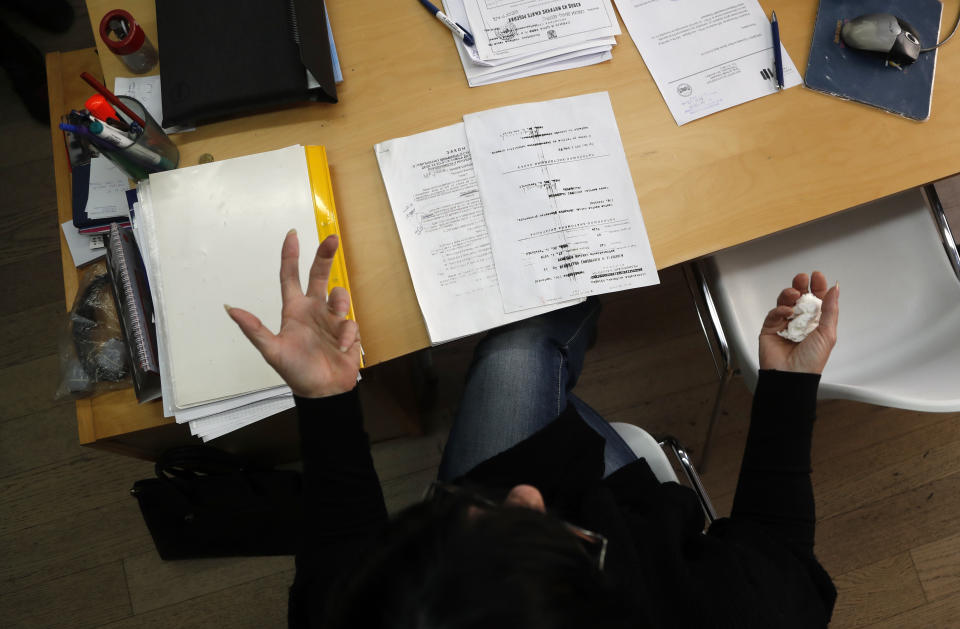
left=921, top=6, right=960, bottom=52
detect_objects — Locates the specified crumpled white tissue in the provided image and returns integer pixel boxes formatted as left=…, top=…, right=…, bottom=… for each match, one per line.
left=777, top=293, right=822, bottom=343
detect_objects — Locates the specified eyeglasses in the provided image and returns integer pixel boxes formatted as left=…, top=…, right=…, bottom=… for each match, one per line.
left=425, top=481, right=609, bottom=571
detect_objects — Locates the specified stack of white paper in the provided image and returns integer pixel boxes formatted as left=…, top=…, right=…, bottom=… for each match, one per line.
left=132, top=146, right=321, bottom=441
left=444, top=0, right=620, bottom=86
left=376, top=92, right=660, bottom=344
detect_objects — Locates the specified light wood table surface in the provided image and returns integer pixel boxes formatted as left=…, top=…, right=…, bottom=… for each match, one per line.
left=53, top=0, right=960, bottom=457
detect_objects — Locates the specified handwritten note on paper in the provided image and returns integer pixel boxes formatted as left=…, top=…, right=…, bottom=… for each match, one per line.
left=375, top=123, right=579, bottom=343
left=613, top=0, right=802, bottom=125
left=84, top=156, right=130, bottom=220
left=463, top=92, right=659, bottom=312
left=114, top=76, right=195, bottom=134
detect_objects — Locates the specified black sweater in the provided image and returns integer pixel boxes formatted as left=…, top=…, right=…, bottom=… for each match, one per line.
left=288, top=369, right=836, bottom=628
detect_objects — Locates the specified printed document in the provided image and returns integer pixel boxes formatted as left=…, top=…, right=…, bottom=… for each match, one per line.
left=461, top=0, right=620, bottom=62
left=463, top=92, right=659, bottom=312
left=614, top=0, right=802, bottom=125
left=375, top=123, right=578, bottom=343
left=443, top=0, right=615, bottom=86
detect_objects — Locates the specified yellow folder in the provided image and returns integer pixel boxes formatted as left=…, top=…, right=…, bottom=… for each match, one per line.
left=304, top=145, right=362, bottom=364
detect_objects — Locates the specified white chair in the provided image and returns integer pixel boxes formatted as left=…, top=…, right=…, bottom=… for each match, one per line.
left=610, top=423, right=717, bottom=523
left=687, top=184, right=960, bottom=466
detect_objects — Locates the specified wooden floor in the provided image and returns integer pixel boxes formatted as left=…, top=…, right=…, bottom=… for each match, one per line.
left=3, top=7, right=960, bottom=626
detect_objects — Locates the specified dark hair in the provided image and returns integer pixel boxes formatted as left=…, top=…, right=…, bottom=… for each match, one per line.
left=322, top=497, right=631, bottom=629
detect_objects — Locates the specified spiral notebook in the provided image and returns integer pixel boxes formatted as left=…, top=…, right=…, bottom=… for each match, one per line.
left=106, top=223, right=160, bottom=402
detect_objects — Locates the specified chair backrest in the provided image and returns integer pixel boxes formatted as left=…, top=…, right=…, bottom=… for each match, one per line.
left=609, top=423, right=717, bottom=523
left=610, top=422, right=678, bottom=483
left=706, top=188, right=960, bottom=412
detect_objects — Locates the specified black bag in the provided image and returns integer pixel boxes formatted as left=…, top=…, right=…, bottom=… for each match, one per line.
left=130, top=446, right=303, bottom=560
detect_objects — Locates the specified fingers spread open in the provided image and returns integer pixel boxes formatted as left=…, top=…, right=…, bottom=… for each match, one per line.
left=226, top=307, right=278, bottom=361
left=327, top=285, right=351, bottom=318
left=280, top=230, right=303, bottom=304
left=306, top=235, right=340, bottom=298
left=792, top=273, right=810, bottom=294
left=777, top=287, right=801, bottom=307
left=810, top=271, right=828, bottom=299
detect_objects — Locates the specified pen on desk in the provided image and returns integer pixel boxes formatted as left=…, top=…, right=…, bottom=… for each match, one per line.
left=771, top=11, right=785, bottom=90
left=418, top=0, right=475, bottom=47
left=80, top=71, right=147, bottom=127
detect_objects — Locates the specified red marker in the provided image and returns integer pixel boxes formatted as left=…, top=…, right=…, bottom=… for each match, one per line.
left=84, top=94, right=129, bottom=131
left=80, top=72, right=146, bottom=128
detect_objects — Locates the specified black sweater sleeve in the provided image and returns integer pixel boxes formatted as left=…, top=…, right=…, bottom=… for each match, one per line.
left=730, top=369, right=820, bottom=556
left=288, top=388, right=388, bottom=628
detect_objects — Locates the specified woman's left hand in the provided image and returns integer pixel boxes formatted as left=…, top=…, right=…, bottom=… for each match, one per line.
left=226, top=230, right=362, bottom=398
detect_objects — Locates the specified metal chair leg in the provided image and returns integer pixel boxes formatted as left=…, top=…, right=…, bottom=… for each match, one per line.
left=660, top=436, right=718, bottom=524
left=683, top=260, right=735, bottom=472
left=922, top=183, right=960, bottom=284
left=698, top=366, right=733, bottom=473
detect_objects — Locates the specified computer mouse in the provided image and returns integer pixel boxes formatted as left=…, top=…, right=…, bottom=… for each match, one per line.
left=841, top=13, right=922, bottom=65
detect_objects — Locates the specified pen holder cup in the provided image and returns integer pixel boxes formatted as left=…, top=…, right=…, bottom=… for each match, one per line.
left=101, top=96, right=179, bottom=181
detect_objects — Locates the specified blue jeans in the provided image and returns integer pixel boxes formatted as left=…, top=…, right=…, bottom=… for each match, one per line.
left=438, top=298, right=638, bottom=481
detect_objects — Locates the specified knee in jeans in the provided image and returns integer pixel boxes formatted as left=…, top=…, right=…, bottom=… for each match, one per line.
left=476, top=324, right=559, bottom=359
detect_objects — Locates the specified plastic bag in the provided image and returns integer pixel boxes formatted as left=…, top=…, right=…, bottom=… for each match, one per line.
left=56, top=261, right=131, bottom=399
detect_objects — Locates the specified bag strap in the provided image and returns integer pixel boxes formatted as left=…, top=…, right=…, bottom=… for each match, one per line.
left=156, top=446, right=250, bottom=480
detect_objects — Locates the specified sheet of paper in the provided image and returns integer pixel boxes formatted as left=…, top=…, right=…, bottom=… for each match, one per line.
left=188, top=394, right=295, bottom=441
left=84, top=156, right=130, bottom=219
left=175, top=385, right=291, bottom=422
left=463, top=92, right=660, bottom=312
left=443, top=0, right=615, bottom=86
left=305, top=3, right=344, bottom=86
left=144, top=146, right=320, bottom=408
left=461, top=0, right=619, bottom=62
left=375, top=123, right=580, bottom=343
left=61, top=221, right=106, bottom=267
left=114, top=76, right=195, bottom=134
left=467, top=49, right=612, bottom=86
left=447, top=0, right=613, bottom=66
left=132, top=182, right=175, bottom=417
left=613, top=0, right=802, bottom=125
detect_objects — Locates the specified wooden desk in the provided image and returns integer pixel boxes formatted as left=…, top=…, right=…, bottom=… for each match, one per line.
left=55, top=0, right=960, bottom=456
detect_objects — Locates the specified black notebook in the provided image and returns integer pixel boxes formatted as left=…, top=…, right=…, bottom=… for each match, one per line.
left=804, top=0, right=943, bottom=121
left=157, top=0, right=337, bottom=128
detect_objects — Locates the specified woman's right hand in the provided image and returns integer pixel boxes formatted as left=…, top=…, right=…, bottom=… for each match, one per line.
left=226, top=231, right=362, bottom=398
left=758, top=271, right=839, bottom=375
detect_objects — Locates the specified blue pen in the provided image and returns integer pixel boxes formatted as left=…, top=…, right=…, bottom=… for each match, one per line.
left=418, top=0, right=475, bottom=47
left=60, top=122, right=117, bottom=152
left=771, top=11, right=784, bottom=90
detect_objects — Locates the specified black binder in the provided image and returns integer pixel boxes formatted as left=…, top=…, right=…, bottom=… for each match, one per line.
left=157, top=0, right=337, bottom=128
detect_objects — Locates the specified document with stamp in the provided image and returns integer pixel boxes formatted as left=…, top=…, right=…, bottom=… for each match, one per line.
left=375, top=123, right=579, bottom=343
left=463, top=92, right=659, bottom=312
left=460, top=0, right=620, bottom=62
left=613, top=0, right=802, bottom=125
left=443, top=0, right=618, bottom=86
